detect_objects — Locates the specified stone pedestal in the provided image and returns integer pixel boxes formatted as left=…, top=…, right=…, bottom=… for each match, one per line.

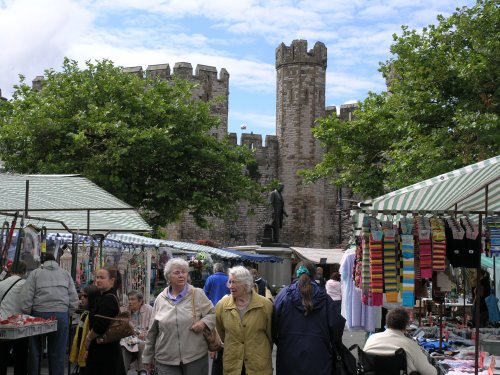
left=256, top=247, right=293, bottom=289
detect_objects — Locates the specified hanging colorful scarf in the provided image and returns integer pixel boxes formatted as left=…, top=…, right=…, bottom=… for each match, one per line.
left=416, top=217, right=432, bottom=279
left=383, top=224, right=398, bottom=302
left=431, top=217, right=446, bottom=272
left=369, top=229, right=384, bottom=306
left=401, top=234, right=415, bottom=307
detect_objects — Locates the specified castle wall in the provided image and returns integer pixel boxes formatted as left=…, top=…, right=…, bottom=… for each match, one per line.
left=164, top=134, right=279, bottom=245
left=131, top=63, right=230, bottom=140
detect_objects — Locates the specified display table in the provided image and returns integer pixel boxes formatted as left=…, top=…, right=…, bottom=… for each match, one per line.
left=0, top=316, right=57, bottom=340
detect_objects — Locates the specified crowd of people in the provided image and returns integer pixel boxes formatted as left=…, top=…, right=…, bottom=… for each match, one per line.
left=0, top=252, right=450, bottom=375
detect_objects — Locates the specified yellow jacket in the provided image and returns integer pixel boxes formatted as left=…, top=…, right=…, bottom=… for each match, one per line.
left=69, top=311, right=90, bottom=367
left=215, top=291, right=273, bottom=375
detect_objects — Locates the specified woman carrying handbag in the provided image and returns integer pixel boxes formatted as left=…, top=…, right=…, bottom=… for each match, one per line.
left=85, top=267, right=127, bottom=375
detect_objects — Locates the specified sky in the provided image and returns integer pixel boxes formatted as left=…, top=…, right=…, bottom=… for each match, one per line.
left=0, top=0, right=477, bottom=140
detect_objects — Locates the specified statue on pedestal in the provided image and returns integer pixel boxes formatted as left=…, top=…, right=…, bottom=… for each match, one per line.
left=268, top=184, right=288, bottom=244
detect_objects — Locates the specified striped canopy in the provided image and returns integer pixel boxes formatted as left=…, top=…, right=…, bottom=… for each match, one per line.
left=359, top=155, right=499, bottom=214
left=0, top=174, right=151, bottom=233
left=106, top=233, right=241, bottom=259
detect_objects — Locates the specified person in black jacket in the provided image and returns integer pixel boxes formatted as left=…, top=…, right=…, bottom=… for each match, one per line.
left=85, top=267, right=126, bottom=375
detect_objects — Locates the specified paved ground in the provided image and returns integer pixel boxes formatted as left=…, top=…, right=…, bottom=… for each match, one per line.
left=7, top=329, right=367, bottom=374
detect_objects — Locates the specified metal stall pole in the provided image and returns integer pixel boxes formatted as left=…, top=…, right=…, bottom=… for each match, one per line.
left=146, top=246, right=151, bottom=305
left=474, top=213, right=483, bottom=375
left=463, top=268, right=467, bottom=325
left=71, top=233, right=77, bottom=281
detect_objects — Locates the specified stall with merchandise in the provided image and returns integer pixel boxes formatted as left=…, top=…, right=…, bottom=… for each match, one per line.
left=0, top=174, right=150, bottom=352
left=346, top=155, right=500, bottom=374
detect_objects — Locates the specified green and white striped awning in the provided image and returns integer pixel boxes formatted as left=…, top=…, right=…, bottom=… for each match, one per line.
left=0, top=174, right=151, bottom=233
left=359, top=155, right=500, bottom=214
left=352, top=156, right=500, bottom=230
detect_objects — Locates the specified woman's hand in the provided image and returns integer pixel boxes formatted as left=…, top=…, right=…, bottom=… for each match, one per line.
left=144, top=362, right=155, bottom=374
left=85, top=336, right=92, bottom=350
left=191, top=320, right=206, bottom=333
left=85, top=330, right=97, bottom=350
left=209, top=351, right=218, bottom=360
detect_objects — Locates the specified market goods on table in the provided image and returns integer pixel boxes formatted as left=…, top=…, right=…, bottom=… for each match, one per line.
left=0, top=314, right=57, bottom=340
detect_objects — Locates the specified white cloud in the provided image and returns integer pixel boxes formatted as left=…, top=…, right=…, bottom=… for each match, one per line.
left=0, top=0, right=93, bottom=97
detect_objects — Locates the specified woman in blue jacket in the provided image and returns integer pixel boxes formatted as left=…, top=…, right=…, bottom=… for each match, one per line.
left=273, top=261, right=345, bottom=375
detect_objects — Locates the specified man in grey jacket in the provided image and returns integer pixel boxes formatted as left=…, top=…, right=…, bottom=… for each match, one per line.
left=21, top=253, right=79, bottom=375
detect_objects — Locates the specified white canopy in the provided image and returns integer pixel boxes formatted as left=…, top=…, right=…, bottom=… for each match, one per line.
left=291, top=247, right=346, bottom=264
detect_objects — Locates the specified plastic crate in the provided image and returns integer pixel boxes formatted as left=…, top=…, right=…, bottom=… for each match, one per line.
left=0, top=320, right=57, bottom=340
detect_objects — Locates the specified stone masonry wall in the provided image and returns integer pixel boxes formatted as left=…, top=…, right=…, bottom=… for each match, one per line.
left=123, top=63, right=229, bottom=140
left=164, top=134, right=279, bottom=245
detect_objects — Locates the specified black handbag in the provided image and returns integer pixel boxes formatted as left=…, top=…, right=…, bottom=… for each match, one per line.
left=332, top=342, right=357, bottom=375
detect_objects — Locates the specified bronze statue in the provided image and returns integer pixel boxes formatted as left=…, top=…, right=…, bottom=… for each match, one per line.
left=269, top=184, right=288, bottom=243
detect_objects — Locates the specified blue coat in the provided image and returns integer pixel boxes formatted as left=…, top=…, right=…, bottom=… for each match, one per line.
left=273, top=281, right=345, bottom=375
left=203, top=272, right=229, bottom=306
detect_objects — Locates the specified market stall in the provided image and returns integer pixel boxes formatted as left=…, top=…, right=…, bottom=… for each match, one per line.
left=0, top=174, right=151, bottom=282
left=348, top=155, right=500, bottom=374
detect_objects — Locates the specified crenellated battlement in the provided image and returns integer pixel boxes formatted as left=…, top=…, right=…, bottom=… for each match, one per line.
left=276, top=39, right=327, bottom=70
left=226, top=133, right=278, bottom=151
left=339, top=103, right=358, bottom=121
left=139, top=63, right=230, bottom=85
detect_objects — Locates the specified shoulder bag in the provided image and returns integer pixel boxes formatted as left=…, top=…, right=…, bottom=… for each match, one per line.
left=332, top=342, right=357, bottom=375
left=94, top=294, right=134, bottom=344
left=191, top=288, right=222, bottom=352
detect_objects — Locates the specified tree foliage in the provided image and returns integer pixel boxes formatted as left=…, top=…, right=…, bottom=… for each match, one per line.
left=0, top=58, right=262, bottom=227
left=304, top=0, right=499, bottom=199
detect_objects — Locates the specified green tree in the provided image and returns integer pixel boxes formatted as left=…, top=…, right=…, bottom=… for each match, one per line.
left=304, top=0, right=499, bottom=198
left=0, top=58, right=262, bottom=227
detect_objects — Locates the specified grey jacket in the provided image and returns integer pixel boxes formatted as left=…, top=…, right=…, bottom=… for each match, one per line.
left=0, top=275, right=26, bottom=319
left=143, top=285, right=215, bottom=366
left=21, top=260, right=79, bottom=315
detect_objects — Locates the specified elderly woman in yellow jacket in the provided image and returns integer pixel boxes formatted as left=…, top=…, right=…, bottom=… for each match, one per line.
left=215, top=266, right=273, bottom=375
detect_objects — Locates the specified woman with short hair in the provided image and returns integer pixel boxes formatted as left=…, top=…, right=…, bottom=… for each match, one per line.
left=143, top=258, right=215, bottom=375
left=215, top=265, right=273, bottom=375
left=120, top=290, right=153, bottom=375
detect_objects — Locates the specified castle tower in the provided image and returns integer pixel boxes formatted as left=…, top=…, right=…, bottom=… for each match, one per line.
left=276, top=40, right=337, bottom=247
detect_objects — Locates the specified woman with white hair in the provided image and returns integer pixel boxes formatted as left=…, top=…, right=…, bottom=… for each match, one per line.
left=215, top=266, right=273, bottom=375
left=143, top=258, right=216, bottom=375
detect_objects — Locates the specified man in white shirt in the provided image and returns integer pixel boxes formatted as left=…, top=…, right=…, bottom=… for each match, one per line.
left=363, top=307, right=437, bottom=375
left=0, top=260, right=28, bottom=375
